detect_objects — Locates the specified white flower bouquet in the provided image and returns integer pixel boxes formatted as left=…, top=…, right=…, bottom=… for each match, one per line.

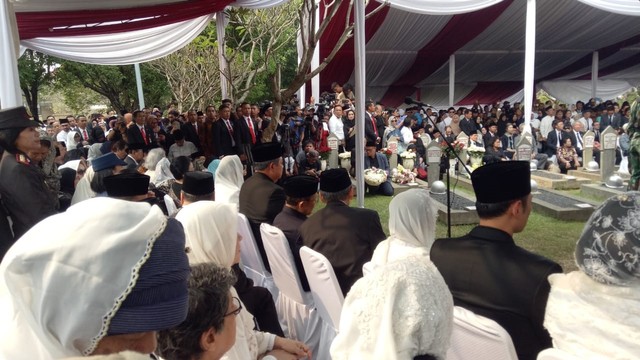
left=364, top=167, right=388, bottom=186
left=399, top=150, right=416, bottom=159
left=338, top=151, right=352, bottom=159
left=467, top=144, right=486, bottom=157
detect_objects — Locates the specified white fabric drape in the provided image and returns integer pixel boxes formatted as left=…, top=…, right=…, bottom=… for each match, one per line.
left=20, top=14, right=213, bottom=65
left=377, top=0, right=503, bottom=15
left=231, top=0, right=289, bottom=9
left=538, top=80, right=633, bottom=106
left=577, top=0, right=640, bottom=16
left=0, top=0, right=20, bottom=107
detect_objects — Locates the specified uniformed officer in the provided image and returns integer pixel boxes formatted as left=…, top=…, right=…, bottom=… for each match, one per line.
left=0, top=106, right=57, bottom=250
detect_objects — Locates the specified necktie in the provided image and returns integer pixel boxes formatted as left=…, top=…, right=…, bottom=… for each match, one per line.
left=370, top=114, right=378, bottom=137
left=557, top=131, right=561, bottom=147
left=140, top=126, right=147, bottom=145
left=508, top=137, right=513, bottom=149
left=577, top=132, right=583, bottom=149
left=195, top=123, right=198, bottom=132
left=246, top=117, right=256, bottom=144
left=82, top=129, right=88, bottom=141
left=225, top=120, right=235, bottom=144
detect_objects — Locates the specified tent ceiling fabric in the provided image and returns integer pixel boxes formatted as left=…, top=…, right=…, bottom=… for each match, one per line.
left=3, top=0, right=640, bottom=108
left=324, top=0, right=640, bottom=106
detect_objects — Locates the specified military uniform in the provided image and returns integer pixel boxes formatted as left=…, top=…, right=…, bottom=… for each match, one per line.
left=0, top=151, right=57, bottom=241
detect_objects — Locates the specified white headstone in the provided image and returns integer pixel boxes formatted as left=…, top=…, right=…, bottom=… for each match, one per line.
left=426, top=141, right=442, bottom=186
left=456, top=133, right=469, bottom=175
left=582, top=130, right=595, bottom=169
left=387, top=136, right=399, bottom=170
left=600, top=126, right=616, bottom=181
left=516, top=134, right=532, bottom=161
left=327, top=133, right=339, bottom=169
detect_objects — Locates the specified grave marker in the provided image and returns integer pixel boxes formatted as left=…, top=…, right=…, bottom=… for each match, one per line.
left=426, top=141, right=442, bottom=186
left=327, top=133, right=339, bottom=169
left=600, top=126, right=616, bottom=182
left=582, top=130, right=594, bottom=169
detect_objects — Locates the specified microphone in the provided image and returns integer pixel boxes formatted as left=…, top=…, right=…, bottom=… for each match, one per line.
left=404, top=97, right=432, bottom=108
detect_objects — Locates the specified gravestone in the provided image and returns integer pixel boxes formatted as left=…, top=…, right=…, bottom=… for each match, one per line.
left=456, top=132, right=469, bottom=175
left=516, top=134, right=533, bottom=161
left=387, top=136, right=399, bottom=170
left=582, top=130, right=595, bottom=169
left=600, top=126, right=616, bottom=182
left=327, top=133, right=339, bottom=169
left=426, top=141, right=442, bottom=186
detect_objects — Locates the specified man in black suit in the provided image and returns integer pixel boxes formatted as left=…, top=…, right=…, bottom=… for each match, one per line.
left=544, top=119, right=566, bottom=157
left=364, top=100, right=380, bottom=145
left=238, top=142, right=285, bottom=271
left=566, top=122, right=585, bottom=157
left=212, top=105, right=238, bottom=158
left=431, top=161, right=562, bottom=360
left=459, top=109, right=476, bottom=136
left=482, top=122, right=499, bottom=149
left=237, top=102, right=258, bottom=175
left=124, top=142, right=145, bottom=171
left=126, top=110, right=152, bottom=146
left=272, top=175, right=318, bottom=292
left=601, top=104, right=623, bottom=129
left=181, top=109, right=202, bottom=152
left=299, top=168, right=386, bottom=296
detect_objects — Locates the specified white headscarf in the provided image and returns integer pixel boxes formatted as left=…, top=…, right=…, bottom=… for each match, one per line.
left=175, top=201, right=276, bottom=360
left=87, top=143, right=103, bottom=162
left=71, top=165, right=96, bottom=205
left=368, top=189, right=438, bottom=272
left=176, top=201, right=237, bottom=267
left=215, top=155, right=244, bottom=208
left=331, top=258, right=453, bottom=360
left=0, top=198, right=168, bottom=359
left=153, top=157, right=174, bottom=186
left=144, top=148, right=166, bottom=184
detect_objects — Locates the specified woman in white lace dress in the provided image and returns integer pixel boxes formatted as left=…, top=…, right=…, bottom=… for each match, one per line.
left=330, top=258, right=453, bottom=360
left=544, top=191, right=640, bottom=359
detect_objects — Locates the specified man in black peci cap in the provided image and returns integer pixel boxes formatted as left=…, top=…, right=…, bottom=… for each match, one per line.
left=104, top=172, right=153, bottom=202
left=180, top=171, right=214, bottom=206
left=430, top=161, right=562, bottom=360
left=239, top=142, right=285, bottom=271
left=299, top=168, right=385, bottom=296
left=273, top=175, right=319, bottom=292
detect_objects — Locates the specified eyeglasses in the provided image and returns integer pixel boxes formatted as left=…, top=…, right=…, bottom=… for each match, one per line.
left=224, top=297, right=243, bottom=317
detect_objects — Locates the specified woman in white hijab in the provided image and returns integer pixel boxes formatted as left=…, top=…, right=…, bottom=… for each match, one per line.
left=364, top=188, right=438, bottom=273
left=0, top=198, right=190, bottom=359
left=176, top=201, right=311, bottom=360
left=143, top=148, right=166, bottom=184
left=215, top=155, right=244, bottom=208
left=153, top=156, right=174, bottom=186
left=330, top=258, right=453, bottom=360
left=70, top=165, right=95, bottom=205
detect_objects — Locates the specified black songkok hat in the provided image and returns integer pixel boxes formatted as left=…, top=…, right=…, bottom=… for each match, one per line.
left=182, top=171, right=214, bottom=196
left=283, top=175, right=319, bottom=198
left=0, top=106, right=39, bottom=130
left=104, top=173, right=150, bottom=197
left=252, top=142, right=283, bottom=163
left=365, top=140, right=377, bottom=147
left=471, top=161, right=530, bottom=203
left=320, top=168, right=352, bottom=193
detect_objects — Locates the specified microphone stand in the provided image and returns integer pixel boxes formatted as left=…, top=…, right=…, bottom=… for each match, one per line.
left=414, top=103, right=471, bottom=238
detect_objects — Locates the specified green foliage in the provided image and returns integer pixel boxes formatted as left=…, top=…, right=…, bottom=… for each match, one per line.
left=18, top=50, right=55, bottom=120
left=53, top=59, right=170, bottom=113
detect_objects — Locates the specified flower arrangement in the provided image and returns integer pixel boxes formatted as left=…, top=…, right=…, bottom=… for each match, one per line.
left=318, top=145, right=331, bottom=160
left=379, top=148, right=393, bottom=159
left=363, top=167, right=388, bottom=186
left=399, top=150, right=417, bottom=159
left=467, top=144, right=486, bottom=157
left=391, top=165, right=416, bottom=185
left=338, top=151, right=351, bottom=159
left=440, top=140, right=465, bottom=158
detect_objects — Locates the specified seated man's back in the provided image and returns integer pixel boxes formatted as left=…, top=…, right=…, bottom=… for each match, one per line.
left=430, top=161, right=562, bottom=360
left=299, top=169, right=385, bottom=295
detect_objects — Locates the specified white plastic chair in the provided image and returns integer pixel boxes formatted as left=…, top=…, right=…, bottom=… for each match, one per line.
left=445, top=306, right=518, bottom=360
left=237, top=213, right=278, bottom=302
left=260, top=224, right=323, bottom=358
left=537, top=348, right=580, bottom=360
left=164, top=194, right=178, bottom=217
left=299, top=246, right=344, bottom=331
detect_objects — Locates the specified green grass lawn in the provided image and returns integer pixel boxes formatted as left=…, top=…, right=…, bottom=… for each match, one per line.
left=315, top=192, right=584, bottom=272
